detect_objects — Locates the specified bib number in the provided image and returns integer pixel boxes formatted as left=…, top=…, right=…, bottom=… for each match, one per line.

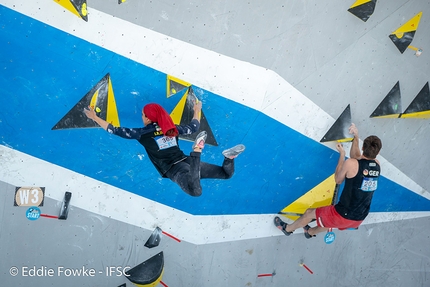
left=155, top=136, right=177, bottom=150
left=361, top=177, right=378, bottom=192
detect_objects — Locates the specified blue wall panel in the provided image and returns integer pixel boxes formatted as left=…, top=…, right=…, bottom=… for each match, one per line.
left=1, top=5, right=429, bottom=215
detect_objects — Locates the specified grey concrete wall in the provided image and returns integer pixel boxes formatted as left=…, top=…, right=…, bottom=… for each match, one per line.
left=2, top=179, right=430, bottom=286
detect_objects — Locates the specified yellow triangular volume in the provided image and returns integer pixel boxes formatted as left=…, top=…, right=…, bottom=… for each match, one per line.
left=392, top=12, right=422, bottom=36
left=373, top=114, right=400, bottom=119
left=106, top=77, right=120, bottom=126
left=170, top=89, right=189, bottom=124
left=89, top=76, right=120, bottom=126
left=54, top=0, right=80, bottom=18
left=350, top=0, right=372, bottom=9
left=167, top=75, right=191, bottom=98
left=400, top=111, right=430, bottom=119
left=280, top=174, right=337, bottom=221
left=337, top=137, right=354, bottom=142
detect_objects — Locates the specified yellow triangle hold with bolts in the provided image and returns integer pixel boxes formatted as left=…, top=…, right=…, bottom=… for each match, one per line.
left=167, top=75, right=191, bottom=98
left=392, top=12, right=422, bottom=37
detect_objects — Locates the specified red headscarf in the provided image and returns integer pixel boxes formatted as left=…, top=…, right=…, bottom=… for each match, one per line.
left=143, top=103, right=178, bottom=137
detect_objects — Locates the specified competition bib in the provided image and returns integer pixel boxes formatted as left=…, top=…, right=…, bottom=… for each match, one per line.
left=155, top=136, right=177, bottom=150
left=361, top=177, right=378, bottom=192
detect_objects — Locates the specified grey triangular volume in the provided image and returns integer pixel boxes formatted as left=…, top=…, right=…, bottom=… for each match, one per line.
left=52, top=74, right=110, bottom=130
left=320, top=105, right=352, bottom=142
left=370, top=81, right=402, bottom=118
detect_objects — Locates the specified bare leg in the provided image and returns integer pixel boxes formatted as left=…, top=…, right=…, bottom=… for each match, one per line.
left=285, top=209, right=330, bottom=236
left=285, top=208, right=316, bottom=233
left=308, top=226, right=329, bottom=236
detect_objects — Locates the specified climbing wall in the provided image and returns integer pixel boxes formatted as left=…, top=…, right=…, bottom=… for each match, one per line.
left=1, top=0, right=429, bottom=286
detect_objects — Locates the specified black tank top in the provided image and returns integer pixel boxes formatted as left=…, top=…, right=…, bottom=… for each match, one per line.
left=335, top=159, right=381, bottom=220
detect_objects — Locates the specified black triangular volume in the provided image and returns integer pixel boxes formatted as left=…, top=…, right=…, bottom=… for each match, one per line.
left=389, top=31, right=415, bottom=54
left=71, top=0, right=88, bottom=22
left=320, top=105, right=352, bottom=142
left=52, top=74, right=110, bottom=130
left=179, top=87, right=218, bottom=146
left=403, top=82, right=430, bottom=114
left=144, top=227, right=162, bottom=249
left=125, top=252, right=164, bottom=285
left=347, top=0, right=377, bottom=22
left=370, top=81, right=402, bottom=117
left=58, top=192, right=72, bottom=220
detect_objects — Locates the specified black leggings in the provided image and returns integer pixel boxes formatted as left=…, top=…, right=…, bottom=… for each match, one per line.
left=164, top=152, right=234, bottom=197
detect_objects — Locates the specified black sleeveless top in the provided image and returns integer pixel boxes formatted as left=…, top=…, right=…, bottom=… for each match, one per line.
left=335, top=159, right=381, bottom=221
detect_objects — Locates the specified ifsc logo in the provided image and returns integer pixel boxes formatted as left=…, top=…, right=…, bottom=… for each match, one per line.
left=26, top=206, right=41, bottom=221
left=324, top=231, right=336, bottom=244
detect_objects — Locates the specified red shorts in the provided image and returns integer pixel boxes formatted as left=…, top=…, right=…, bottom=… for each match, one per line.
left=315, top=205, right=363, bottom=230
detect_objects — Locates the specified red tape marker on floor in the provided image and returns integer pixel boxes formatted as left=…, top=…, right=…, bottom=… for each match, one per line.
left=300, top=263, right=313, bottom=274
left=258, top=270, right=276, bottom=277
left=40, top=214, right=59, bottom=219
left=162, top=231, right=181, bottom=242
left=160, top=280, right=168, bottom=287
left=257, top=273, right=274, bottom=277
